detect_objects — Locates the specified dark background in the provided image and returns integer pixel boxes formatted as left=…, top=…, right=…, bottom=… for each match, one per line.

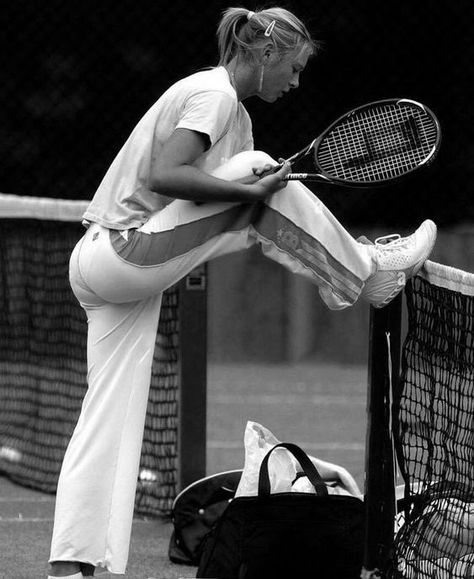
left=1, top=0, right=472, bottom=227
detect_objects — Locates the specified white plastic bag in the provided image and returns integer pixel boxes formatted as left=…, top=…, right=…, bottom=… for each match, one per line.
left=235, top=421, right=362, bottom=498
left=235, top=421, right=297, bottom=497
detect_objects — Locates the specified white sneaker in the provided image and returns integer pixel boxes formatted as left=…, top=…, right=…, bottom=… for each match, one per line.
left=362, top=219, right=437, bottom=308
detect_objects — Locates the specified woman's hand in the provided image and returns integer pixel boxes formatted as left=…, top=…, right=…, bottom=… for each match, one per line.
left=248, top=160, right=292, bottom=200
left=252, top=162, right=279, bottom=179
left=234, top=161, right=283, bottom=185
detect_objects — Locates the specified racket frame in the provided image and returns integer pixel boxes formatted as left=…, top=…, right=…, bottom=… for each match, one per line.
left=283, top=98, right=441, bottom=187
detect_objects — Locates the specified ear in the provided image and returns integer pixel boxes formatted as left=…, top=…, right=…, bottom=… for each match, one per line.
left=262, top=42, right=275, bottom=63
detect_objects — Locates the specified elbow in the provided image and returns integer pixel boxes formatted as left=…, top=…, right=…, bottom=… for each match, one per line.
left=149, top=175, right=165, bottom=195
left=149, top=165, right=173, bottom=195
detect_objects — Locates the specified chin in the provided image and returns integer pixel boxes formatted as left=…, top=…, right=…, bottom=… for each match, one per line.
left=258, top=93, right=279, bottom=103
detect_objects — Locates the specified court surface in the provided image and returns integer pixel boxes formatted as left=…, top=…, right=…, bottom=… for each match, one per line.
left=0, top=360, right=368, bottom=579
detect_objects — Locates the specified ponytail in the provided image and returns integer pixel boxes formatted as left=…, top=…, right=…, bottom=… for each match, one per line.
left=216, top=6, right=318, bottom=66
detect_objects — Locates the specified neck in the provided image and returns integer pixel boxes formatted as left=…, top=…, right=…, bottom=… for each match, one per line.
left=224, top=58, right=260, bottom=101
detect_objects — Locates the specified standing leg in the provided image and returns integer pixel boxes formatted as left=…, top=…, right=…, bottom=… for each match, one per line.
left=49, top=293, right=162, bottom=574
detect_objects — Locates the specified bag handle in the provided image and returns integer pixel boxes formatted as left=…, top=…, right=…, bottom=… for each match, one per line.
left=258, top=442, right=329, bottom=498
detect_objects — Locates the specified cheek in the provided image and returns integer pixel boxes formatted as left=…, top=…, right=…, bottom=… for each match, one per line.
left=266, top=67, right=289, bottom=88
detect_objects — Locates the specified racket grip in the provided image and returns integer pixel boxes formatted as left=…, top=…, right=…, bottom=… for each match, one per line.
left=284, top=173, right=330, bottom=182
left=284, top=173, right=308, bottom=180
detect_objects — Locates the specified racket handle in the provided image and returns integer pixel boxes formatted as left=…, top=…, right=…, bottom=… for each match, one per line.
left=284, top=173, right=330, bottom=182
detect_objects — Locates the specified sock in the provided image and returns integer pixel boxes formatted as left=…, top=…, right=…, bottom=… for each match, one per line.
left=47, top=573, right=83, bottom=579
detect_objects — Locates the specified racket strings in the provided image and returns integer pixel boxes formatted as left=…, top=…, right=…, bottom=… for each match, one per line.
left=327, top=113, right=431, bottom=172
left=317, top=105, right=438, bottom=182
left=321, top=113, right=435, bottom=180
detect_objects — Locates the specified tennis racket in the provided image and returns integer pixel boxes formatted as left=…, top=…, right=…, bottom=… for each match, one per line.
left=280, top=98, right=441, bottom=186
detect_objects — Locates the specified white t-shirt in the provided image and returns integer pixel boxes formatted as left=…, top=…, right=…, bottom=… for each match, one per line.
left=83, top=67, right=254, bottom=230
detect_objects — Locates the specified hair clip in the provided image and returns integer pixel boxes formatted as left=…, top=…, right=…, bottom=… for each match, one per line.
left=264, top=20, right=276, bottom=37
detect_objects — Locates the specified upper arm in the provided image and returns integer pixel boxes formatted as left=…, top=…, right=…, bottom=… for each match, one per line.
left=154, top=128, right=209, bottom=171
left=175, top=90, right=236, bottom=149
left=149, top=89, right=237, bottom=193
left=153, top=88, right=237, bottom=172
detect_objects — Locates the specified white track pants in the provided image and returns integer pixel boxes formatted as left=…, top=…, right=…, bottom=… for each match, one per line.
left=50, top=151, right=376, bottom=573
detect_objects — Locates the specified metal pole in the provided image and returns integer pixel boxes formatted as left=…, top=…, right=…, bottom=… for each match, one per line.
left=363, top=293, right=402, bottom=577
left=178, top=264, right=208, bottom=490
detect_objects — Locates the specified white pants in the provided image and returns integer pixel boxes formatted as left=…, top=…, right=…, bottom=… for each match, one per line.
left=49, top=151, right=376, bottom=573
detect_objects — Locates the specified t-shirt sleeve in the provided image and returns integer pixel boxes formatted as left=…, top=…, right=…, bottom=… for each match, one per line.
left=175, top=90, right=237, bottom=147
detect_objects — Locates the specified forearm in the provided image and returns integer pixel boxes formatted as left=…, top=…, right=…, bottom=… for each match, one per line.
left=150, top=165, right=258, bottom=203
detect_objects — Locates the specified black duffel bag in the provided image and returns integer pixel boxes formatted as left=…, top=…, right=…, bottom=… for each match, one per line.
left=168, top=469, right=243, bottom=565
left=197, top=442, right=365, bottom=579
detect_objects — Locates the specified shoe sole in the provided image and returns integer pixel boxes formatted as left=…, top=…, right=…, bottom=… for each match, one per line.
left=404, top=220, right=437, bottom=279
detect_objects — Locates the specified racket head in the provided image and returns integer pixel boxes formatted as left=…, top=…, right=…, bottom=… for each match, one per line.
left=312, top=98, right=442, bottom=187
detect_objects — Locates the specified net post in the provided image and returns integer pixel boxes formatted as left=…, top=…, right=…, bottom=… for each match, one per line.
left=177, top=264, right=208, bottom=490
left=363, top=293, right=402, bottom=577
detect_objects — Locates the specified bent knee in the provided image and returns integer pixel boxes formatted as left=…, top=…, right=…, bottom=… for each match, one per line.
left=243, top=150, right=276, bottom=166
left=211, top=150, right=277, bottom=181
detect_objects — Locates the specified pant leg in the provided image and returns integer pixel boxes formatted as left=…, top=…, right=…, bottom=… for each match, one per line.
left=50, top=208, right=256, bottom=572
left=215, top=152, right=376, bottom=309
left=50, top=240, right=162, bottom=572
left=97, top=151, right=376, bottom=309
left=252, top=176, right=375, bottom=309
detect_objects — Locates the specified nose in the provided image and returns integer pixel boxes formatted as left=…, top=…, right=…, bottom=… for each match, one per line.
left=289, top=73, right=300, bottom=90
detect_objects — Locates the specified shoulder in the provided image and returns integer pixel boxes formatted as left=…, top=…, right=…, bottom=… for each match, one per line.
left=178, top=67, right=235, bottom=95
left=166, top=68, right=237, bottom=109
left=152, top=68, right=240, bottom=146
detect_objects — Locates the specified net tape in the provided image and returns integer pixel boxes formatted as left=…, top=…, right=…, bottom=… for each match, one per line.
left=391, top=260, right=474, bottom=578
left=0, top=194, right=179, bottom=516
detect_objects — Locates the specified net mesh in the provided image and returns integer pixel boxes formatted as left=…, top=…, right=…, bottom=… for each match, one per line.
left=0, top=195, right=180, bottom=516
left=391, top=261, right=474, bottom=577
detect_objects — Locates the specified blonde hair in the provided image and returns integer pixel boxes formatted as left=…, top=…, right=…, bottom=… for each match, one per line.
left=217, top=6, right=319, bottom=66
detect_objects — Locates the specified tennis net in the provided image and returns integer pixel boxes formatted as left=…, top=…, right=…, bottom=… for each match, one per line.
left=391, top=260, right=474, bottom=577
left=0, top=193, right=206, bottom=517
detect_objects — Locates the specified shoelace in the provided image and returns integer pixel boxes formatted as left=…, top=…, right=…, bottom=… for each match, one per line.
left=374, top=233, right=409, bottom=249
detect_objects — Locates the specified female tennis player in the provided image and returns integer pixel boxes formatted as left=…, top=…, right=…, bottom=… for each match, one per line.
left=47, top=6, right=436, bottom=578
